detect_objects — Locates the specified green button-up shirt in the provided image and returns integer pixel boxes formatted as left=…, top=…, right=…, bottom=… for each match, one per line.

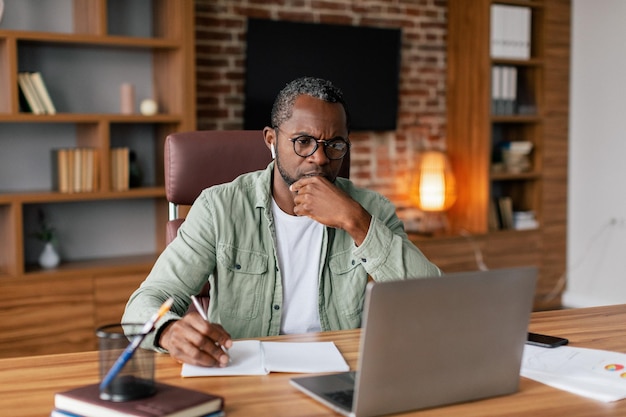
left=123, top=162, right=440, bottom=350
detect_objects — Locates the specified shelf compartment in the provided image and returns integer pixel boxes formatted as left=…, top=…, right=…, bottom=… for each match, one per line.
left=491, top=64, right=542, bottom=117
left=1, top=0, right=177, bottom=41
left=17, top=42, right=155, bottom=115
left=22, top=199, right=164, bottom=269
left=491, top=177, right=541, bottom=213
left=491, top=122, right=542, bottom=175
left=0, top=121, right=172, bottom=194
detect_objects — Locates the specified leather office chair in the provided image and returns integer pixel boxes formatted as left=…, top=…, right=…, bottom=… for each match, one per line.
left=165, top=130, right=271, bottom=245
left=163, top=129, right=350, bottom=310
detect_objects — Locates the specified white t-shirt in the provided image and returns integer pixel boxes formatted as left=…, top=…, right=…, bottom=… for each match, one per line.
left=271, top=198, right=323, bottom=334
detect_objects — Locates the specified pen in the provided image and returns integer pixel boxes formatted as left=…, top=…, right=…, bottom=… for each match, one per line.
left=191, top=294, right=231, bottom=363
left=99, top=297, right=174, bottom=392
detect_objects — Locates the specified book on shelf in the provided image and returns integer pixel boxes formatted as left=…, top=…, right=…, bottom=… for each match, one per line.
left=491, top=65, right=503, bottom=115
left=30, top=71, right=57, bottom=114
left=52, top=148, right=99, bottom=193
left=17, top=72, right=56, bottom=114
left=18, top=78, right=34, bottom=113
left=53, top=381, right=224, bottom=417
left=497, top=196, right=514, bottom=230
left=488, top=198, right=500, bottom=231
left=513, top=210, right=538, bottom=230
left=490, top=4, right=531, bottom=59
left=516, top=69, right=538, bottom=115
left=491, top=65, right=518, bottom=115
left=18, top=72, right=45, bottom=114
left=110, top=147, right=130, bottom=191
left=504, top=66, right=517, bottom=114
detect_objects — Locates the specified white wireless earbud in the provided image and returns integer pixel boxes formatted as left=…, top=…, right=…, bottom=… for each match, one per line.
left=270, top=143, right=276, bottom=159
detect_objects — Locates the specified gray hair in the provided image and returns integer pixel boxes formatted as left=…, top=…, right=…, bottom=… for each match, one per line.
left=270, top=77, right=351, bottom=131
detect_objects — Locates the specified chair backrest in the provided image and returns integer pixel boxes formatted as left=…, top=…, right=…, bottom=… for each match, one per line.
left=163, top=129, right=350, bottom=245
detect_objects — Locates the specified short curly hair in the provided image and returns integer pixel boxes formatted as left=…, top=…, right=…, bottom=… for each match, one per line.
left=270, top=77, right=351, bottom=131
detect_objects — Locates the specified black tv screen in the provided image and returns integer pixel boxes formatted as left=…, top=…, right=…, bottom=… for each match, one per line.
left=244, top=19, right=402, bottom=131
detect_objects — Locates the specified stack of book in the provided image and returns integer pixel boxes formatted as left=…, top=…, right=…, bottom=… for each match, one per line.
left=110, top=147, right=130, bottom=191
left=513, top=211, right=539, bottom=230
left=488, top=197, right=539, bottom=231
left=18, top=71, right=57, bottom=115
left=53, top=148, right=99, bottom=193
left=51, top=381, right=225, bottom=417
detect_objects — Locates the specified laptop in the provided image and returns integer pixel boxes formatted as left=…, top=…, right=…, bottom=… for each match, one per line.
left=290, top=267, right=537, bottom=417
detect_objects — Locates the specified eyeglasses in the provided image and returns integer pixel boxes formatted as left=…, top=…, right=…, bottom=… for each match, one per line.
left=274, top=128, right=350, bottom=160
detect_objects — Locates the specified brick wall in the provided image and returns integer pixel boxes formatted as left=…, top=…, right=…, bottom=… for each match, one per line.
left=195, top=0, right=447, bottom=208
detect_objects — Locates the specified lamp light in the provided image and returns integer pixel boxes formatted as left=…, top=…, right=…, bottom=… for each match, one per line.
left=410, top=150, right=457, bottom=212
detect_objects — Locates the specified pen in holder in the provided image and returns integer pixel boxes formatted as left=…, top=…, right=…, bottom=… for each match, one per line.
left=96, top=323, right=156, bottom=402
left=97, top=297, right=173, bottom=402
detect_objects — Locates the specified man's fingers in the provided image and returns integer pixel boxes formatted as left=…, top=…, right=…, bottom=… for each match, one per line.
left=161, top=315, right=232, bottom=367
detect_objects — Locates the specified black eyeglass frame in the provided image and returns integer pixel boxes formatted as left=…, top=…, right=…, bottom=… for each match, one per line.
left=274, top=127, right=351, bottom=160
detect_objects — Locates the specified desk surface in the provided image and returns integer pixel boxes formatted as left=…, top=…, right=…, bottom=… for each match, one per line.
left=2, top=304, right=626, bottom=417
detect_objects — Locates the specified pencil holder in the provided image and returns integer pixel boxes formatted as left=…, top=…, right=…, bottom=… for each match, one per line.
left=96, top=323, right=156, bottom=402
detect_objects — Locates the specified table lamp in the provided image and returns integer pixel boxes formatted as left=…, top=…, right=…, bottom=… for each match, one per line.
left=409, top=150, right=457, bottom=232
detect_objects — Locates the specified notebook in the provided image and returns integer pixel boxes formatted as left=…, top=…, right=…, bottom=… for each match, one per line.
left=290, top=267, right=537, bottom=417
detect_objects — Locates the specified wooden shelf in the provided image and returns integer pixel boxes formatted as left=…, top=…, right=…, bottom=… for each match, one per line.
left=0, top=0, right=196, bottom=358
left=0, top=113, right=183, bottom=122
left=0, top=29, right=181, bottom=47
left=491, top=171, right=541, bottom=181
left=0, top=187, right=165, bottom=204
left=446, top=0, right=570, bottom=309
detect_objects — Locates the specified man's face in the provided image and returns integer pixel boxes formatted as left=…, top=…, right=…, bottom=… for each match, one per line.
left=274, top=95, right=349, bottom=187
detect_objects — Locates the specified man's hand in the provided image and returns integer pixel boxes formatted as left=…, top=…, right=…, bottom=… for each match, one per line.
left=159, top=313, right=232, bottom=367
left=290, top=176, right=371, bottom=246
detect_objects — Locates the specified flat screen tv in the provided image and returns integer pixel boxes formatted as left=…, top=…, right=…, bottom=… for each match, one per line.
left=244, top=18, right=402, bottom=131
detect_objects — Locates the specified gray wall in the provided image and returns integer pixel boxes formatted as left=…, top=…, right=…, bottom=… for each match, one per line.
left=564, top=0, right=626, bottom=307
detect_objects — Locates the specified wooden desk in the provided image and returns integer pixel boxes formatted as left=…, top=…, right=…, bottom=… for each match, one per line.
left=2, top=304, right=625, bottom=417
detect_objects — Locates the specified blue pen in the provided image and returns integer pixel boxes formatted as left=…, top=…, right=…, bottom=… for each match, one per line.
left=99, top=298, right=174, bottom=393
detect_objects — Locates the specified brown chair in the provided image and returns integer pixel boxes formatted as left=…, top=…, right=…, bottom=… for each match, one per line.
left=163, top=129, right=350, bottom=309
left=164, top=130, right=271, bottom=245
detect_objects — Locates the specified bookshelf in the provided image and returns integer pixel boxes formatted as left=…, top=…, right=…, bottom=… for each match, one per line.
left=437, top=0, right=569, bottom=310
left=0, top=0, right=195, bottom=357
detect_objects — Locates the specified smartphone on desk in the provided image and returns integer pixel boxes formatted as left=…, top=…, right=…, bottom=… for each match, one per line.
left=527, top=332, right=569, bottom=348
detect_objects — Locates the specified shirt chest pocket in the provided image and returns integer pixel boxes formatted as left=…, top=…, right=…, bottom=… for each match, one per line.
left=328, top=252, right=367, bottom=322
left=216, top=244, right=269, bottom=320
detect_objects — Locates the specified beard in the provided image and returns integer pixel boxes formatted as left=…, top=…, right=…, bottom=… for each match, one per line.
left=276, top=152, right=298, bottom=187
left=275, top=151, right=338, bottom=187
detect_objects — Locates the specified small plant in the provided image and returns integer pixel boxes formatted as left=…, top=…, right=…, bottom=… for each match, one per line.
left=33, top=209, right=57, bottom=244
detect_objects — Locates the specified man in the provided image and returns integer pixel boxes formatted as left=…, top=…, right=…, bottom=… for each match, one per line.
left=123, top=77, right=440, bottom=367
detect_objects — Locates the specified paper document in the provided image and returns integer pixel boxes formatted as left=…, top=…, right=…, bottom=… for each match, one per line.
left=521, top=344, right=626, bottom=402
left=181, top=340, right=349, bottom=377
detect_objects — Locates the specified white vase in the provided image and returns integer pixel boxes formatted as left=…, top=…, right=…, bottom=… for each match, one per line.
left=39, top=242, right=60, bottom=269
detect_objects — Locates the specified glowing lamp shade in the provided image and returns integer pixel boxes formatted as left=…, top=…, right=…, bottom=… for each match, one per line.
left=410, top=150, right=457, bottom=212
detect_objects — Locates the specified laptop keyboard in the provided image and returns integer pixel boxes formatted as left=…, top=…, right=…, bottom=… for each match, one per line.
left=324, top=389, right=354, bottom=409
